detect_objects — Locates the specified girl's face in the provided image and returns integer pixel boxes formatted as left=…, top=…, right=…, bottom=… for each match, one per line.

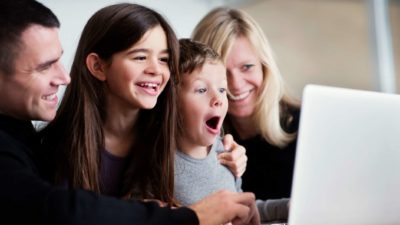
left=225, top=36, right=263, bottom=119
left=103, top=25, right=170, bottom=111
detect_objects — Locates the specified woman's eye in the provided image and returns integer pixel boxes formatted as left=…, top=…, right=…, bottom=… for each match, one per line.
left=242, top=64, right=254, bottom=71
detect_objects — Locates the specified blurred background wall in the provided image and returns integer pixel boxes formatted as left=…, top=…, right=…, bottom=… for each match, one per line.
left=239, top=0, right=399, bottom=97
left=40, top=0, right=399, bottom=99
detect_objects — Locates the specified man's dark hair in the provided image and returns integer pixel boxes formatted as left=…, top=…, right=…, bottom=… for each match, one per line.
left=0, top=0, right=60, bottom=75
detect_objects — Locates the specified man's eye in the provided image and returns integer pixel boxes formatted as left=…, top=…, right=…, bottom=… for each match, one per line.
left=41, top=65, right=52, bottom=71
left=37, top=64, right=52, bottom=72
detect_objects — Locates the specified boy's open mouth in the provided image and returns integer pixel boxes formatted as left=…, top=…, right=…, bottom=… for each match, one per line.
left=206, top=116, right=220, bottom=130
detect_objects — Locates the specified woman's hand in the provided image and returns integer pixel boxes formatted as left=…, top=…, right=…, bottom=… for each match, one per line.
left=219, top=134, right=248, bottom=177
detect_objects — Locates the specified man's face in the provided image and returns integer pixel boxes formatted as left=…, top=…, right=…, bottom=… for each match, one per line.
left=0, top=25, right=70, bottom=121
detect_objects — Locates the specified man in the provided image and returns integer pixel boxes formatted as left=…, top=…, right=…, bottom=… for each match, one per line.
left=0, top=1, right=259, bottom=225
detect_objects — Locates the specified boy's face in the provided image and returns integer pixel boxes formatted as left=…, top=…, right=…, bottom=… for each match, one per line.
left=178, top=61, right=228, bottom=151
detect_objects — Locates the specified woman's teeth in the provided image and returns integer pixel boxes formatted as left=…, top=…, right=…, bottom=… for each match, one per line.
left=228, top=91, right=250, bottom=101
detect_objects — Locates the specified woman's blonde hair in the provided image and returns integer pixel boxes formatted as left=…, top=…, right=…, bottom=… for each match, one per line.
left=192, top=7, right=299, bottom=147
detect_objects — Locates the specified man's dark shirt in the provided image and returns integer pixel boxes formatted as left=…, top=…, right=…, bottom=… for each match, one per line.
left=0, top=114, right=198, bottom=225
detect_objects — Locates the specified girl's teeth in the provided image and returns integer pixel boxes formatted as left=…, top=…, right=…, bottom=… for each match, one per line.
left=43, top=94, right=56, bottom=100
left=139, top=83, right=158, bottom=88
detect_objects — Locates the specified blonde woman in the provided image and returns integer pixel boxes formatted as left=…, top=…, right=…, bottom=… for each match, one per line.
left=192, top=7, right=300, bottom=222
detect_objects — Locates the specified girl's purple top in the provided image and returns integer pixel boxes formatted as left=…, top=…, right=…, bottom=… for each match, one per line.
left=99, top=148, right=129, bottom=196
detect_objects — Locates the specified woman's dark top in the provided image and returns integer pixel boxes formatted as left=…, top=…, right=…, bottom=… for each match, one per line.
left=228, top=105, right=300, bottom=200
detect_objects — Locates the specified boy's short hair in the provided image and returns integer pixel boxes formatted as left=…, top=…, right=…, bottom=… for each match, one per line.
left=178, top=38, right=222, bottom=76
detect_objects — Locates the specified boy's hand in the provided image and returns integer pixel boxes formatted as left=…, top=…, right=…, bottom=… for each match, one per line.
left=219, top=134, right=247, bottom=177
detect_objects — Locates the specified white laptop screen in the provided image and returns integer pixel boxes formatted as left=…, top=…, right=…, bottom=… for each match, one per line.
left=288, top=85, right=400, bottom=225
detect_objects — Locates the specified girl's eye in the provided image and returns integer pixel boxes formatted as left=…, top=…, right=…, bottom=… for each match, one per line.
left=160, top=57, right=169, bottom=63
left=196, top=88, right=207, bottom=94
left=134, top=56, right=146, bottom=61
left=219, top=88, right=226, bottom=93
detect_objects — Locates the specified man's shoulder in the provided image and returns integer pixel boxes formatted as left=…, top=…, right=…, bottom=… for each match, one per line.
left=0, top=128, right=20, bottom=150
left=0, top=127, right=38, bottom=167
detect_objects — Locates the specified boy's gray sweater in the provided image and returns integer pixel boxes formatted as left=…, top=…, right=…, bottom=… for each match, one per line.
left=174, top=138, right=289, bottom=222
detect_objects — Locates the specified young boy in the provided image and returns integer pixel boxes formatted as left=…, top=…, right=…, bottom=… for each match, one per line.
left=174, top=39, right=289, bottom=223
left=174, top=38, right=238, bottom=205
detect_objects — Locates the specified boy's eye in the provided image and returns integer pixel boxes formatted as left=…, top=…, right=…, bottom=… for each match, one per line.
left=196, top=88, right=207, bottom=93
left=219, top=88, right=226, bottom=93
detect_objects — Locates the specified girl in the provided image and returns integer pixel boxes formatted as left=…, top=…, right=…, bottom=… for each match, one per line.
left=41, top=3, right=246, bottom=206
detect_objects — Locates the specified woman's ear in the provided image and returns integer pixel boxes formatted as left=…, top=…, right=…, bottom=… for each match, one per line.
left=86, top=53, right=107, bottom=81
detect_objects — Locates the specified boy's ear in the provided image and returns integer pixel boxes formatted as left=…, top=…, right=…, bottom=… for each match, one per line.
left=86, top=53, right=107, bottom=81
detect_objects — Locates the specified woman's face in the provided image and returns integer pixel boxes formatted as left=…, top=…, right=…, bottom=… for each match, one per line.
left=103, top=25, right=170, bottom=111
left=225, top=36, right=263, bottom=119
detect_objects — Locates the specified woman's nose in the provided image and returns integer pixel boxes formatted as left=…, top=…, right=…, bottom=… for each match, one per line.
left=227, top=71, right=243, bottom=92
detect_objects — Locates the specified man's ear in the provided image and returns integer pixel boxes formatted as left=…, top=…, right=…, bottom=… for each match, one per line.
left=86, top=53, right=106, bottom=81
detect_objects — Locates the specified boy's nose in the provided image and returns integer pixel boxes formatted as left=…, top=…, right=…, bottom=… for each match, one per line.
left=211, top=96, right=223, bottom=107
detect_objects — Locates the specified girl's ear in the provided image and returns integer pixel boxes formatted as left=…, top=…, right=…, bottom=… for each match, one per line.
left=86, top=53, right=107, bottom=81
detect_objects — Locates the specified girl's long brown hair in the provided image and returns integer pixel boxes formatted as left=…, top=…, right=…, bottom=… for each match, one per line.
left=40, top=3, right=179, bottom=205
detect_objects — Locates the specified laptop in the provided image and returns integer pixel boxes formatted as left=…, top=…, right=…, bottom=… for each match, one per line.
left=288, top=84, right=400, bottom=225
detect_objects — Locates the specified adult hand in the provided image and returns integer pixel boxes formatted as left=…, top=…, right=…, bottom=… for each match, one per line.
left=219, top=134, right=247, bottom=177
left=188, top=190, right=260, bottom=225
